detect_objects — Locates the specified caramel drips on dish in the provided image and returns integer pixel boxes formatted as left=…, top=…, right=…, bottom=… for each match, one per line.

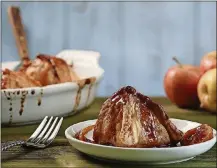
left=4, top=91, right=11, bottom=101
left=73, top=77, right=96, bottom=111
left=31, top=89, right=35, bottom=95
left=3, top=91, right=13, bottom=124
left=19, top=91, right=28, bottom=115
left=37, top=88, right=43, bottom=106
left=85, top=77, right=96, bottom=106
left=73, top=86, right=82, bottom=112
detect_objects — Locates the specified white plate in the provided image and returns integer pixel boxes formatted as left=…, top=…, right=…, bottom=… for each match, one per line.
left=65, top=118, right=217, bottom=165
left=1, top=50, right=104, bottom=126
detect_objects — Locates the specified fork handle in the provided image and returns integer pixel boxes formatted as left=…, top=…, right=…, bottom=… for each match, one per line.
left=1, top=140, right=25, bottom=151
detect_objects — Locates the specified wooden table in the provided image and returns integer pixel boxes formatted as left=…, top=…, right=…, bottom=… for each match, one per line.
left=2, top=97, right=216, bottom=168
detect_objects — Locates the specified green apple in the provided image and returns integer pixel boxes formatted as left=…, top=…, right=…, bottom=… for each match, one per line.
left=197, top=68, right=216, bottom=112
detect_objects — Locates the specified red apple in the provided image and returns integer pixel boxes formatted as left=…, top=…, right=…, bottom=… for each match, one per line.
left=164, top=57, right=201, bottom=108
left=200, top=51, right=216, bottom=74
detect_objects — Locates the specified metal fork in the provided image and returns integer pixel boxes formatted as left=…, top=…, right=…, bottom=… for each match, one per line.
left=1, top=116, right=63, bottom=151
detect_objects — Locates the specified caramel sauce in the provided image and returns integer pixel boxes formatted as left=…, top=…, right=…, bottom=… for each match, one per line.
left=4, top=91, right=13, bottom=124
left=9, top=98, right=13, bottom=124
left=4, top=91, right=11, bottom=100
left=75, top=125, right=95, bottom=143
left=85, top=77, right=96, bottom=106
left=86, top=85, right=92, bottom=105
left=75, top=125, right=177, bottom=148
left=19, top=91, right=28, bottom=115
left=31, top=90, right=35, bottom=95
left=137, top=91, right=183, bottom=144
left=93, top=86, right=168, bottom=147
left=73, top=77, right=96, bottom=111
left=139, top=103, right=157, bottom=141
left=93, top=88, right=132, bottom=146
left=73, top=86, right=82, bottom=111
left=35, top=55, right=55, bottom=86
left=50, top=58, right=61, bottom=82
left=181, top=124, right=213, bottom=146
left=37, top=88, right=43, bottom=106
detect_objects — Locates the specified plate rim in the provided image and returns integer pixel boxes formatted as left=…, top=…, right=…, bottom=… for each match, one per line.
left=65, top=118, right=217, bottom=151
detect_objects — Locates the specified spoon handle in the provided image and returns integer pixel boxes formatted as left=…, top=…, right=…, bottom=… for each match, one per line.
left=7, top=6, right=30, bottom=64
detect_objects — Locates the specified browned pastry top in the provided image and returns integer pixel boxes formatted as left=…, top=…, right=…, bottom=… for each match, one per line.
left=1, top=69, right=41, bottom=89
left=1, top=54, right=80, bottom=89
left=93, top=86, right=183, bottom=148
left=25, top=54, right=79, bottom=86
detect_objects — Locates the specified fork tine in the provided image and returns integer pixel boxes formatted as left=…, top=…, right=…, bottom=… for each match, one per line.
left=45, top=117, right=63, bottom=145
left=27, top=116, right=48, bottom=142
left=39, top=117, right=58, bottom=144
left=33, top=116, right=54, bottom=143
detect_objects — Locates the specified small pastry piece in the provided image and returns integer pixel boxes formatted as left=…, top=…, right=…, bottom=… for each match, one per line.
left=50, top=56, right=80, bottom=83
left=25, top=54, right=79, bottom=86
left=181, top=124, right=213, bottom=146
left=1, top=68, right=41, bottom=89
left=25, top=54, right=60, bottom=86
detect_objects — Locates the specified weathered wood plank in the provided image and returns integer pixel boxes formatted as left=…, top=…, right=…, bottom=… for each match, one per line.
left=1, top=98, right=216, bottom=168
left=1, top=140, right=216, bottom=168
left=2, top=2, right=216, bottom=97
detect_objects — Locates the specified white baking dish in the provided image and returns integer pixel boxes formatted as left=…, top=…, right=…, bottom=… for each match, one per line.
left=1, top=50, right=104, bottom=126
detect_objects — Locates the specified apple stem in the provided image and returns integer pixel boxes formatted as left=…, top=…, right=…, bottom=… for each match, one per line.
left=173, top=57, right=183, bottom=68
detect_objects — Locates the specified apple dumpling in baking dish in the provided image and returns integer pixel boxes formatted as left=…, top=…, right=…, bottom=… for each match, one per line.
left=1, top=54, right=80, bottom=89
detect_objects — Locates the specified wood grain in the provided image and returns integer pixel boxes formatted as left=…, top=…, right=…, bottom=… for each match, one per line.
left=1, top=138, right=216, bottom=168
left=1, top=97, right=216, bottom=168
left=1, top=2, right=216, bottom=97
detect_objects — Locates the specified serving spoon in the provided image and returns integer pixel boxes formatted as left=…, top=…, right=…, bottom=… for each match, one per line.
left=7, top=6, right=30, bottom=70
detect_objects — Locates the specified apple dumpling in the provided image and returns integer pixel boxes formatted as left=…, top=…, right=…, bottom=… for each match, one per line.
left=76, top=86, right=184, bottom=148
left=1, top=54, right=80, bottom=89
